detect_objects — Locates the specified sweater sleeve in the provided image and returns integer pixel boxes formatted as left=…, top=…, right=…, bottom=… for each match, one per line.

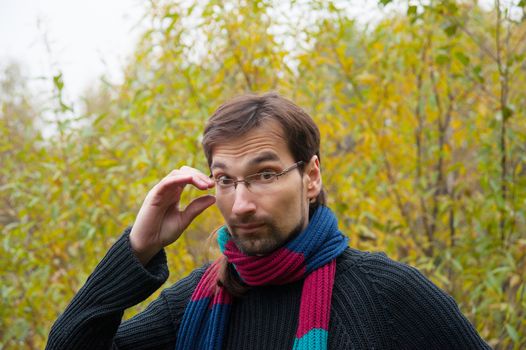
left=361, top=253, right=492, bottom=350
left=114, top=265, right=209, bottom=349
left=46, top=227, right=170, bottom=350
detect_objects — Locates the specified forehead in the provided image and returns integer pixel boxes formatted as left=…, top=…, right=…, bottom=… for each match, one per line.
left=210, top=120, right=294, bottom=168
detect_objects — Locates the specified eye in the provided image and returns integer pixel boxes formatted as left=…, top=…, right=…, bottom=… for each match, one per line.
left=257, top=171, right=277, bottom=181
left=216, top=175, right=234, bottom=186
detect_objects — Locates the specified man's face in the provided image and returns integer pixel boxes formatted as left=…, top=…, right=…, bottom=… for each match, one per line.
left=210, top=120, right=320, bottom=255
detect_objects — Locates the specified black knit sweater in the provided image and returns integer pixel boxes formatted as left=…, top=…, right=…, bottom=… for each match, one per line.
left=46, top=229, right=491, bottom=349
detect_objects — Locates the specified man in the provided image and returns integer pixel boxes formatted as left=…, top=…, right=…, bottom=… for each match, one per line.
left=47, top=93, right=490, bottom=349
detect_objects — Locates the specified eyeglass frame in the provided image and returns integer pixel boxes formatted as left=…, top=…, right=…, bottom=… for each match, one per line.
left=210, top=160, right=305, bottom=193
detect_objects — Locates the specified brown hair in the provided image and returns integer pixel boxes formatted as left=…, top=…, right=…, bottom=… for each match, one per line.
left=202, top=92, right=325, bottom=296
left=202, top=92, right=325, bottom=206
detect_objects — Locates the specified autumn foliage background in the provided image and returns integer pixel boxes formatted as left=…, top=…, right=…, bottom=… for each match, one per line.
left=1, top=0, right=526, bottom=348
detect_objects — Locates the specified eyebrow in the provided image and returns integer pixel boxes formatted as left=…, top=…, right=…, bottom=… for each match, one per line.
left=210, top=151, right=280, bottom=170
left=249, top=151, right=280, bottom=165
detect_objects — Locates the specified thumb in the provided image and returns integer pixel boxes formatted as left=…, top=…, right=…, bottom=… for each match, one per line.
left=179, top=195, right=216, bottom=229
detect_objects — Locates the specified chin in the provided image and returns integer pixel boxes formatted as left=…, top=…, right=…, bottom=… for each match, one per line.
left=229, top=220, right=304, bottom=256
left=234, top=239, right=282, bottom=256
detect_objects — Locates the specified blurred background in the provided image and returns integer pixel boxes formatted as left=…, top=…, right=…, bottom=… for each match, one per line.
left=1, top=0, right=525, bottom=348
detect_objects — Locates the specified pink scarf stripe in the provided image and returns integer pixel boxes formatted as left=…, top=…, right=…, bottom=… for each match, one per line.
left=224, top=240, right=304, bottom=272
left=296, top=260, right=336, bottom=338
left=224, top=241, right=306, bottom=285
left=191, top=260, right=223, bottom=302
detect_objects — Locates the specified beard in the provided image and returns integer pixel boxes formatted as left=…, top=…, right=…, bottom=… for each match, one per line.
left=226, top=182, right=308, bottom=256
left=229, top=215, right=306, bottom=256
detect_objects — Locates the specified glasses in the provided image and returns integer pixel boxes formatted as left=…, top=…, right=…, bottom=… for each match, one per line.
left=211, top=161, right=304, bottom=195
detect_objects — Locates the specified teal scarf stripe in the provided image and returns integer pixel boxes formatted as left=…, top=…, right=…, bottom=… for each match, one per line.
left=293, top=328, right=329, bottom=350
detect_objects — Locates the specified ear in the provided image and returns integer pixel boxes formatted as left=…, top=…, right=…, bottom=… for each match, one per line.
left=304, top=155, right=322, bottom=201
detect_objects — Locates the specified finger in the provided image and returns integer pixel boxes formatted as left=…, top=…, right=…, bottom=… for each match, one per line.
left=177, top=166, right=215, bottom=188
left=167, top=170, right=213, bottom=189
left=171, top=166, right=209, bottom=178
left=158, top=173, right=210, bottom=193
left=179, top=195, right=216, bottom=229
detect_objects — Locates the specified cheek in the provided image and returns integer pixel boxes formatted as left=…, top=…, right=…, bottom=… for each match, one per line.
left=216, top=197, right=232, bottom=217
left=273, top=187, right=301, bottom=215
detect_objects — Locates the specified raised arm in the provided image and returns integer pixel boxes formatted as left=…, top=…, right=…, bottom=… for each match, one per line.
left=46, top=167, right=215, bottom=349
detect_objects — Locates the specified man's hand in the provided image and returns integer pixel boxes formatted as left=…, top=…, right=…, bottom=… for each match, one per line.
left=129, top=166, right=216, bottom=265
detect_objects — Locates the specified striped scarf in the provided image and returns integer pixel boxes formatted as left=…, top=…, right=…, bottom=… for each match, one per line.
left=175, top=205, right=349, bottom=350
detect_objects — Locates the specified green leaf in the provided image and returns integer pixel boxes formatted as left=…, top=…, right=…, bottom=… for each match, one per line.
left=472, top=65, right=484, bottom=83
left=445, top=2, right=459, bottom=15
left=502, top=105, right=514, bottom=120
left=407, top=5, right=417, bottom=16
left=436, top=54, right=449, bottom=65
left=505, top=324, right=519, bottom=343
left=444, top=23, right=458, bottom=37
left=53, top=73, right=64, bottom=91
left=454, top=51, right=470, bottom=66
left=379, top=0, right=392, bottom=5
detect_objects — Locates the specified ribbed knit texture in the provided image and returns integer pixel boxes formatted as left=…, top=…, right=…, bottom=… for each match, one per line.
left=46, top=227, right=492, bottom=349
left=175, top=206, right=349, bottom=350
left=46, top=227, right=170, bottom=349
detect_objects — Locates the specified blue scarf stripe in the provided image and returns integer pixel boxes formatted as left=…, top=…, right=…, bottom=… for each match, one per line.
left=202, top=303, right=231, bottom=349
left=287, top=207, right=335, bottom=254
left=306, top=233, right=348, bottom=273
left=176, top=298, right=210, bottom=350
left=285, top=207, right=347, bottom=272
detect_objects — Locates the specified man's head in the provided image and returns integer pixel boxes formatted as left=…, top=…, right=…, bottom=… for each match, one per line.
left=202, top=92, right=324, bottom=255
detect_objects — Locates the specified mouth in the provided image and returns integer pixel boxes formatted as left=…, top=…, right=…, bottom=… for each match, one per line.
left=232, top=222, right=265, bottom=233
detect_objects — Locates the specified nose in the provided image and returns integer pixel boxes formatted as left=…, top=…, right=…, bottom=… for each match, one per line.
left=231, top=182, right=257, bottom=217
